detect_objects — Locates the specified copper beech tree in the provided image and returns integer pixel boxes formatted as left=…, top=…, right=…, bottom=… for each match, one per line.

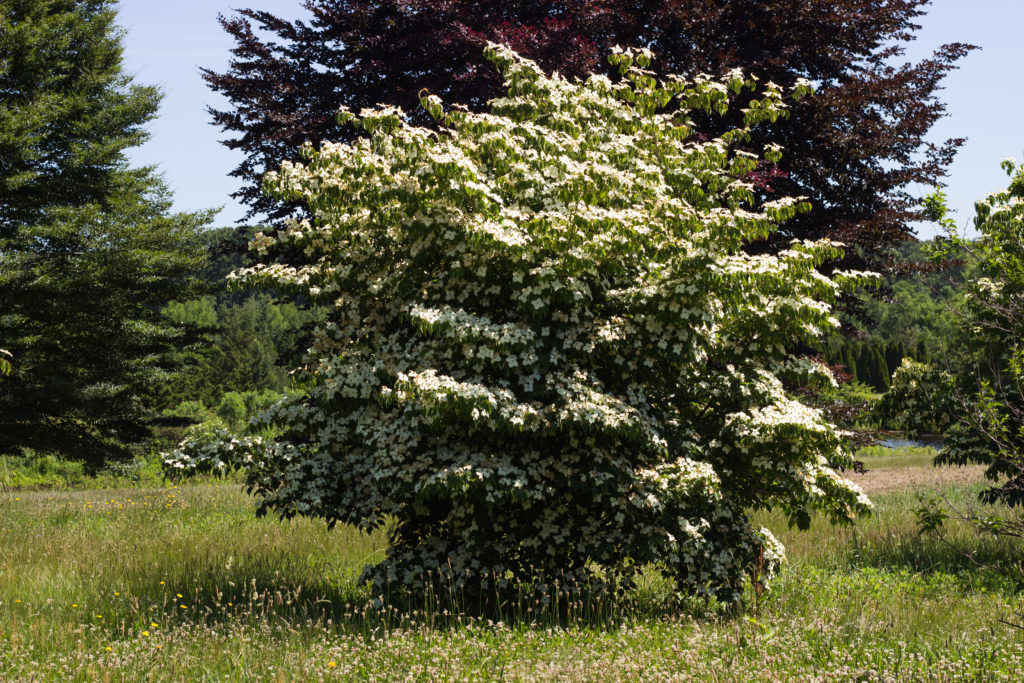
left=169, top=47, right=873, bottom=603
left=204, top=0, right=972, bottom=261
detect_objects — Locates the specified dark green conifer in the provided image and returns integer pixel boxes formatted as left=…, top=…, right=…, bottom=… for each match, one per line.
left=0, top=0, right=211, bottom=465
left=874, top=347, right=892, bottom=391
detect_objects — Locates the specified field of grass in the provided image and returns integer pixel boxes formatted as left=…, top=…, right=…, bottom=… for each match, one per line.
left=2, top=449, right=1024, bottom=680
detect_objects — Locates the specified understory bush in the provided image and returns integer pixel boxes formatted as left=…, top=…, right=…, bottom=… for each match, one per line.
left=0, top=451, right=86, bottom=488
left=167, top=45, right=873, bottom=603
left=876, top=359, right=954, bottom=435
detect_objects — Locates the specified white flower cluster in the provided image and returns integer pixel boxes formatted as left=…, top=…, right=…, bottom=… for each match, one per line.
left=408, top=304, right=536, bottom=350
left=166, top=43, right=873, bottom=603
left=876, top=359, right=955, bottom=435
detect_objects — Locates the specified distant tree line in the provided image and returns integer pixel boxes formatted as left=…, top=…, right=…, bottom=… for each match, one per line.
left=152, top=227, right=323, bottom=412
left=822, top=239, right=967, bottom=392
left=824, top=339, right=929, bottom=392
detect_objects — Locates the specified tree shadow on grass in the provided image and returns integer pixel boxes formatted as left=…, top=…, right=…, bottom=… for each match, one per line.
left=839, top=528, right=1024, bottom=593
left=816, top=523, right=1023, bottom=594
left=99, top=553, right=733, bottom=636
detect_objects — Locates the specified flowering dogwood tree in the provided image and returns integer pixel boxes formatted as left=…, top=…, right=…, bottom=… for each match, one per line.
left=167, top=45, right=872, bottom=602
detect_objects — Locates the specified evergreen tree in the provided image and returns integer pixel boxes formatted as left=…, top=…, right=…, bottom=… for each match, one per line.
left=855, top=345, right=872, bottom=385
left=1, top=0, right=153, bottom=225
left=158, top=228, right=322, bottom=408
left=916, top=339, right=930, bottom=363
left=212, top=297, right=289, bottom=393
left=0, top=0, right=211, bottom=465
left=884, top=341, right=904, bottom=377
left=873, top=347, right=891, bottom=391
left=843, top=348, right=859, bottom=383
left=865, top=347, right=879, bottom=388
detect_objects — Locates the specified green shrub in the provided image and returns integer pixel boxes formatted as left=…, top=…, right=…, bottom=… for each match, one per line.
left=215, top=393, right=247, bottom=429
left=241, top=390, right=284, bottom=420
left=163, top=400, right=211, bottom=422
left=0, top=452, right=85, bottom=489
left=836, top=381, right=880, bottom=404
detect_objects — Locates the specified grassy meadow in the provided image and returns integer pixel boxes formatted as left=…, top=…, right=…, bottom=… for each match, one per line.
left=1, top=448, right=1023, bottom=681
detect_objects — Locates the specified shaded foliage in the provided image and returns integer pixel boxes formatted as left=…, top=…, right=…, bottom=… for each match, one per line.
left=154, top=227, right=323, bottom=410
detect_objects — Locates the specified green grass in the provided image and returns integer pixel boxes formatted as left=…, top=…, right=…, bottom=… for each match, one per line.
left=0, top=451, right=238, bottom=490
left=855, top=444, right=940, bottom=468
left=2, top=465, right=1024, bottom=680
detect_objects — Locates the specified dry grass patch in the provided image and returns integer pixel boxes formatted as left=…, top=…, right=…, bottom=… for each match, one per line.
left=851, top=462, right=988, bottom=496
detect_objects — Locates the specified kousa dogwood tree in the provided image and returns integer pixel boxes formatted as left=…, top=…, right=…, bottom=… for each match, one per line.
left=167, top=45, right=872, bottom=602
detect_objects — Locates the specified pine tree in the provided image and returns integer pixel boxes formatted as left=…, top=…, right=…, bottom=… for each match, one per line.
left=213, top=297, right=289, bottom=394
left=0, top=0, right=212, bottom=465
left=866, top=346, right=881, bottom=388
left=885, top=341, right=904, bottom=377
left=854, top=345, right=872, bottom=385
left=916, top=339, right=931, bottom=363
left=843, top=348, right=859, bottom=384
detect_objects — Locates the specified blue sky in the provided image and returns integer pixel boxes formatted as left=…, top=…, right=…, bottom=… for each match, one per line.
left=118, top=0, right=1023, bottom=237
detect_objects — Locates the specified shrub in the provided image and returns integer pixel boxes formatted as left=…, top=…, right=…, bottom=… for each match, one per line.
left=875, top=359, right=954, bottom=435
left=167, top=45, right=872, bottom=603
left=215, top=392, right=247, bottom=429
left=241, top=390, right=285, bottom=422
left=163, top=400, right=211, bottom=423
left=835, top=381, right=881, bottom=405
left=0, top=451, right=86, bottom=489
left=181, top=417, right=231, bottom=449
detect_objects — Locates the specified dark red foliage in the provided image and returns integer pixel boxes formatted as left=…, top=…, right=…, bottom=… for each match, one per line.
left=204, top=0, right=973, bottom=263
